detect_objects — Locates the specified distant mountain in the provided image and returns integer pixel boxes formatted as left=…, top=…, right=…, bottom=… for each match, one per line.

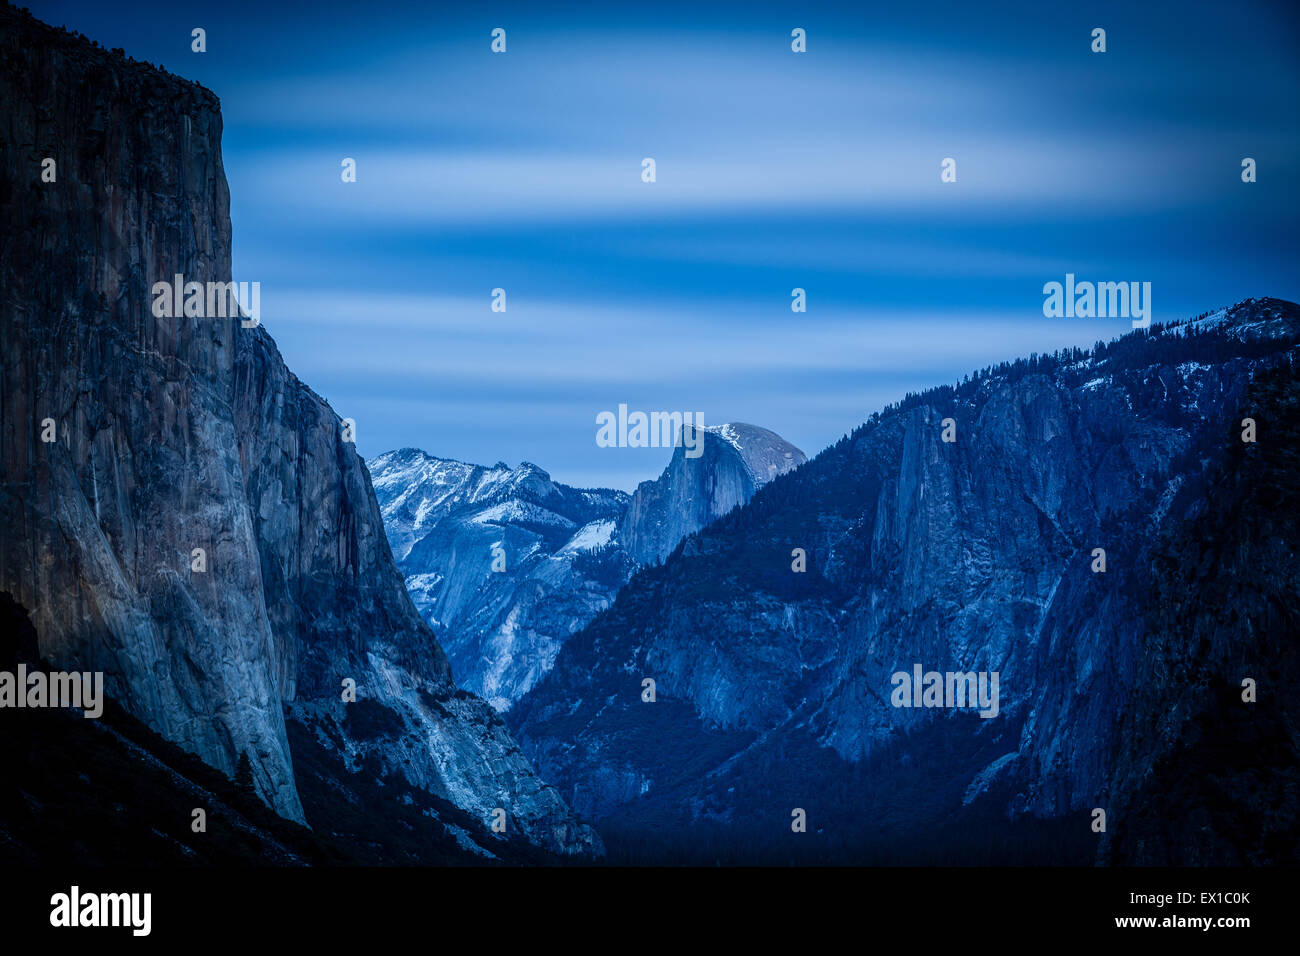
left=369, top=424, right=806, bottom=709
left=620, top=423, right=806, bottom=566
left=368, top=451, right=632, bottom=710
left=506, top=298, right=1300, bottom=865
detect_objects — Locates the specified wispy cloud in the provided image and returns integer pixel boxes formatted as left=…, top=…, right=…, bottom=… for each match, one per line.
left=44, top=0, right=1298, bottom=488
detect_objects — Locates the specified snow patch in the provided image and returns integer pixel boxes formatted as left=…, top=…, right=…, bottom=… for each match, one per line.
left=709, top=423, right=744, bottom=451
left=470, top=499, right=573, bottom=527
left=560, top=519, right=616, bottom=554
left=405, top=571, right=444, bottom=591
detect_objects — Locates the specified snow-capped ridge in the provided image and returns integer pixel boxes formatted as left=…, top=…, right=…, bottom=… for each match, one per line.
left=369, top=420, right=805, bottom=707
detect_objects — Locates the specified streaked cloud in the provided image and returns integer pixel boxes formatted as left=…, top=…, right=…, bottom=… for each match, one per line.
left=40, top=0, right=1300, bottom=489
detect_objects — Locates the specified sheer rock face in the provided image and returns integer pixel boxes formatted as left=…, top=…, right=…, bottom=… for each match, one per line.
left=508, top=300, right=1300, bottom=857
left=369, top=424, right=806, bottom=711
left=619, top=423, right=807, bottom=567
left=0, top=6, right=596, bottom=855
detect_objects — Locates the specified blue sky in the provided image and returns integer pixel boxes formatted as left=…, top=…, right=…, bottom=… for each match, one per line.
left=31, top=0, right=1300, bottom=489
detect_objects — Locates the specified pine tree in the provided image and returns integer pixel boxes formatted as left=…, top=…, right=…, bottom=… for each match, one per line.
left=233, top=750, right=255, bottom=792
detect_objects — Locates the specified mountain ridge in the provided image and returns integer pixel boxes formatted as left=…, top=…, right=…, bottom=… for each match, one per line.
left=506, top=297, right=1300, bottom=863
left=369, top=422, right=807, bottom=709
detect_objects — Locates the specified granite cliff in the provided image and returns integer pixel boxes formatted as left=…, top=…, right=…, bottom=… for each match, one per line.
left=0, top=4, right=596, bottom=856
left=508, top=299, right=1300, bottom=862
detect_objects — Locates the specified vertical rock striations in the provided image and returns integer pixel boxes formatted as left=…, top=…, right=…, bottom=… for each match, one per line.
left=0, top=5, right=596, bottom=855
left=618, top=423, right=806, bottom=567
left=508, top=300, right=1300, bottom=861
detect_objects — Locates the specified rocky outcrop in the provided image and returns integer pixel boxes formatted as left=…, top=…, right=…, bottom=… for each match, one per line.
left=0, top=5, right=596, bottom=856
left=619, top=423, right=806, bottom=566
left=508, top=299, right=1300, bottom=862
left=370, top=424, right=805, bottom=711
